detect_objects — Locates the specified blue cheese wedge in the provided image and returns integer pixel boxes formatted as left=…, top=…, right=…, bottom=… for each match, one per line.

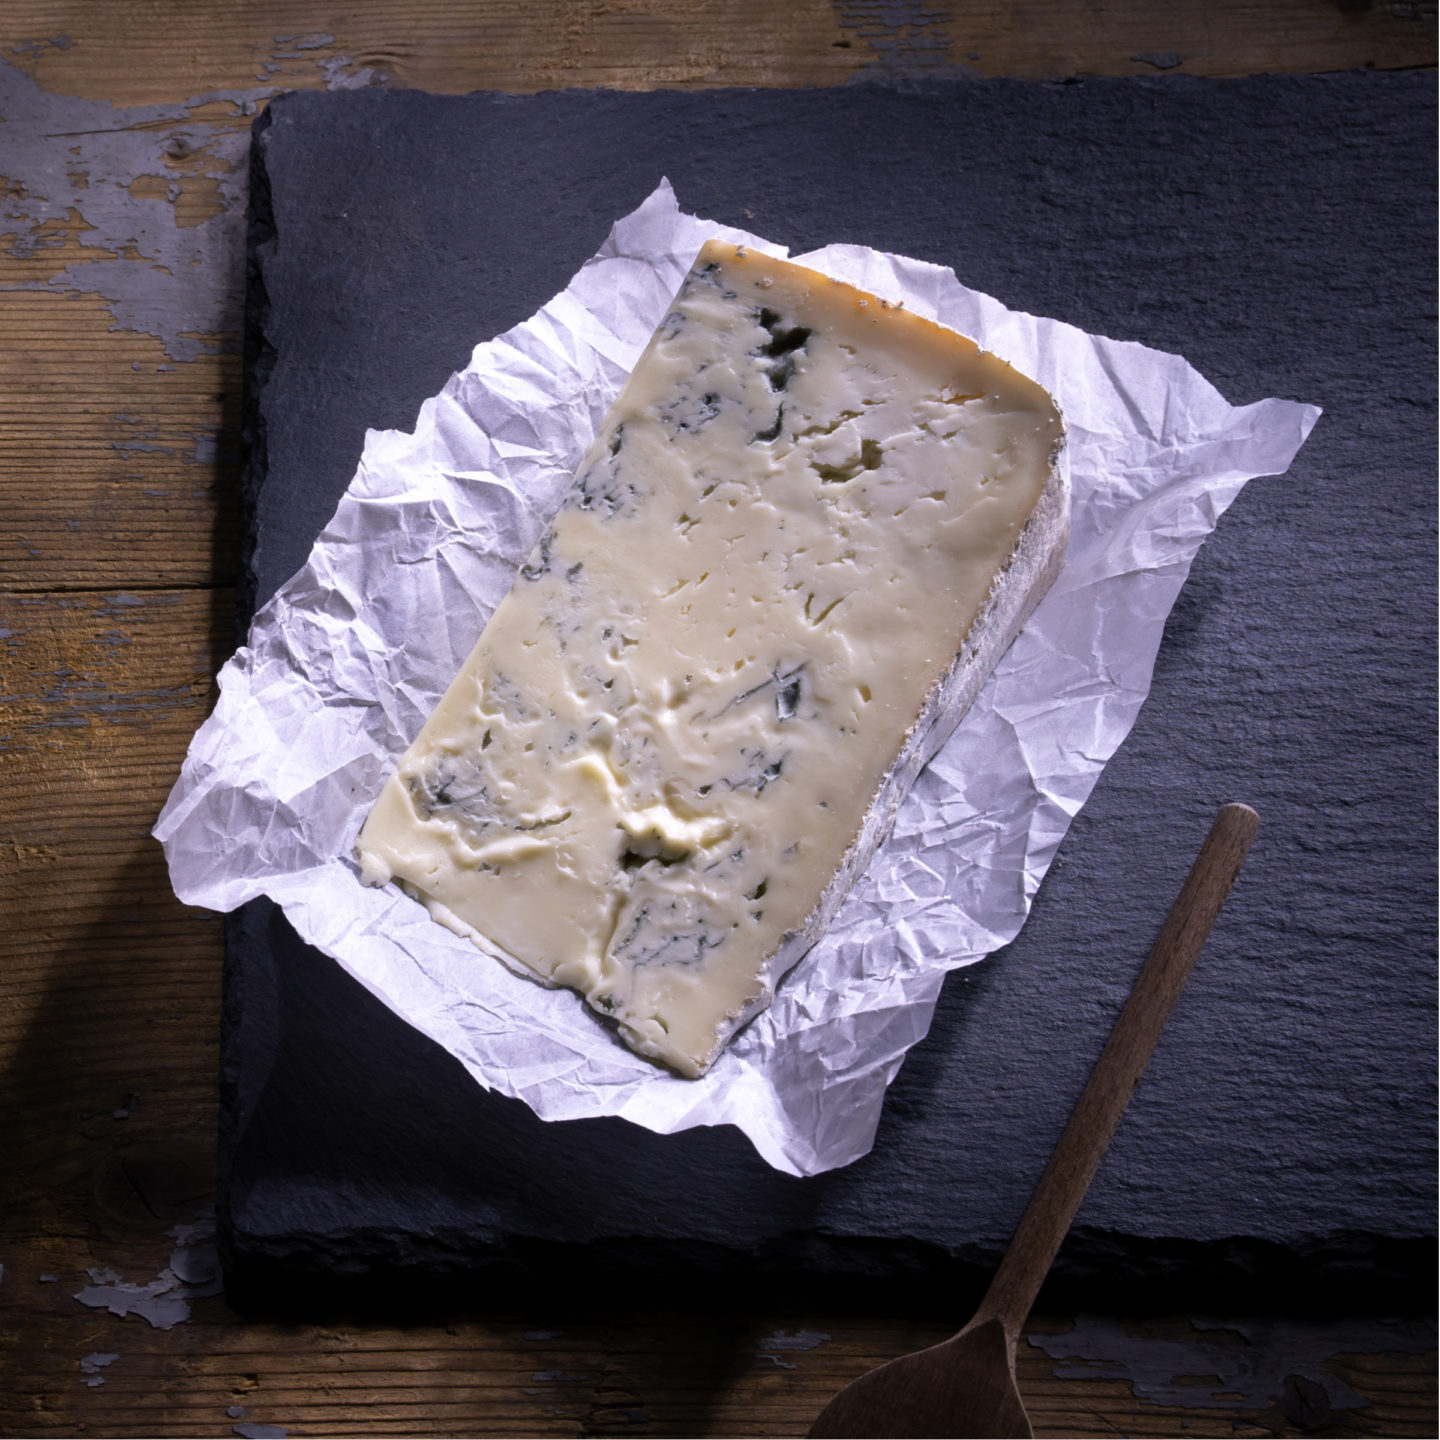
left=357, top=240, right=1067, bottom=1077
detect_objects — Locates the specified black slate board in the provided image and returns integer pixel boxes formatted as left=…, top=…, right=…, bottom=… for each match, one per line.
left=227, top=75, right=1437, bottom=1311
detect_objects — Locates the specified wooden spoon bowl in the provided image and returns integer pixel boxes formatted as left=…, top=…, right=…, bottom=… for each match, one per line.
left=809, top=1318, right=1029, bottom=1440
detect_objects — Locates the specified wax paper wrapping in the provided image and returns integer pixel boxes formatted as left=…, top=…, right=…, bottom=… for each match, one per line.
left=155, top=181, right=1318, bottom=1177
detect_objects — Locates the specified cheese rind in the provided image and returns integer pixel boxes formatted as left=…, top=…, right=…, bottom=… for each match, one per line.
left=356, top=241, right=1067, bottom=1077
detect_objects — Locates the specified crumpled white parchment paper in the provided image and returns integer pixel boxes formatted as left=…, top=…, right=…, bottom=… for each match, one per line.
left=155, top=181, right=1319, bottom=1177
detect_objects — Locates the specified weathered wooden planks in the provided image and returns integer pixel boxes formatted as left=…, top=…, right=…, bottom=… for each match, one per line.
left=0, top=2, right=1434, bottom=1437
left=2, top=1290, right=1436, bottom=1438
left=0, top=589, right=228, bottom=1226
left=2, top=0, right=1433, bottom=104
left=0, top=288, right=241, bottom=591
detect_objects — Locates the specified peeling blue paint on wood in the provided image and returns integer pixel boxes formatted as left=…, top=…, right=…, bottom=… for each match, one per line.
left=1027, top=1314, right=1437, bottom=1412
left=0, top=49, right=386, bottom=364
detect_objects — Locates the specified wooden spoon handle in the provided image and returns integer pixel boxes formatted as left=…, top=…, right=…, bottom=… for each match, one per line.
left=973, top=802, right=1261, bottom=1341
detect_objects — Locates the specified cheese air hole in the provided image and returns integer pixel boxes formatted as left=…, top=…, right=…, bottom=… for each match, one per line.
left=858, top=684, right=872, bottom=703
left=811, top=438, right=884, bottom=485
left=796, top=409, right=861, bottom=440
left=619, top=845, right=686, bottom=873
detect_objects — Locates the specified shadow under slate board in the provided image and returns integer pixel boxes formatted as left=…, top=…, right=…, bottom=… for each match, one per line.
left=226, top=76, right=1436, bottom=1312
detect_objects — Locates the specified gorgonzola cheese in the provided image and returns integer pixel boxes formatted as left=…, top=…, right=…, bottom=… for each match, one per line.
left=357, top=240, right=1067, bottom=1077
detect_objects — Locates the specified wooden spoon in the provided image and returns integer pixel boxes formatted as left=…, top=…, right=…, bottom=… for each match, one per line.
left=808, top=802, right=1261, bottom=1440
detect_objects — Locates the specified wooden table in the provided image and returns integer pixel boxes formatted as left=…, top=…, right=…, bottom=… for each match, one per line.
left=1, top=5, right=1435, bottom=1436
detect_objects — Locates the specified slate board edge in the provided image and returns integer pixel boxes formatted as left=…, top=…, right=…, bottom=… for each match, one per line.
left=219, top=912, right=1435, bottom=1317
left=223, top=77, right=1437, bottom=1314
left=235, top=99, right=279, bottom=637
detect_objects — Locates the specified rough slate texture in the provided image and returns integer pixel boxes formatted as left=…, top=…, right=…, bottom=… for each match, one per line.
left=228, top=76, right=1436, bottom=1310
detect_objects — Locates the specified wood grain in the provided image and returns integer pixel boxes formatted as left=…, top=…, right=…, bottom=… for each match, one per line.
left=2, top=0, right=1433, bottom=103
left=3, top=1295, right=1437, bottom=1438
left=0, top=3, right=1434, bottom=1437
left=0, top=589, right=227, bottom=1214
left=0, top=289, right=241, bottom=591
